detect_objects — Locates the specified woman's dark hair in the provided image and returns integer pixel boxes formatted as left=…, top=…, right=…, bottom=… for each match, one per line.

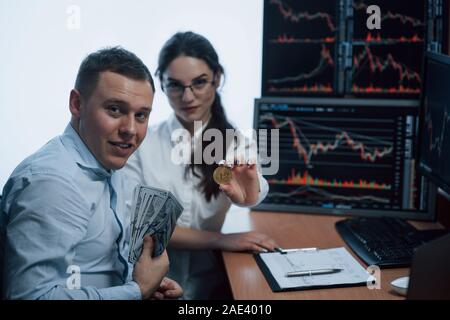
left=156, top=31, right=234, bottom=202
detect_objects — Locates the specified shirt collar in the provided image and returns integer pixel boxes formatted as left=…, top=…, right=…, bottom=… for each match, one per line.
left=60, top=124, right=113, bottom=179
left=167, top=113, right=184, bottom=138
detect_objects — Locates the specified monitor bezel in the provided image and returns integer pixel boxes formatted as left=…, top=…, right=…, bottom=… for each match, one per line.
left=253, top=97, right=437, bottom=221
left=417, top=51, right=450, bottom=196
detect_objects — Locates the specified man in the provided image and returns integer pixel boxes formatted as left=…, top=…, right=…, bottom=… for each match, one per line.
left=0, top=47, right=182, bottom=299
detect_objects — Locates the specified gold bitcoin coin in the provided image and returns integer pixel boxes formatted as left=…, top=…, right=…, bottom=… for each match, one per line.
left=213, top=166, right=232, bottom=184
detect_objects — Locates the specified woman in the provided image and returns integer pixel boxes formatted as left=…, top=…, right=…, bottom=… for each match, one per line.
left=123, top=31, right=277, bottom=299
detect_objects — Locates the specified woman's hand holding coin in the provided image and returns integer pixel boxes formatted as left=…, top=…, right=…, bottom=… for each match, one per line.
left=213, top=159, right=260, bottom=206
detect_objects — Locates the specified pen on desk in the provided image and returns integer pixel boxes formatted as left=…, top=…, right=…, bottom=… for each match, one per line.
left=274, top=247, right=284, bottom=254
left=285, top=268, right=343, bottom=277
left=275, top=247, right=317, bottom=254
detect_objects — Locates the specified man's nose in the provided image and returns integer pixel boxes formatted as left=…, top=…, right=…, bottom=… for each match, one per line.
left=119, top=115, right=137, bottom=137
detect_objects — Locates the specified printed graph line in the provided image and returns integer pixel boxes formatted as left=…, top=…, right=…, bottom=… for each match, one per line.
left=268, top=45, right=333, bottom=84
left=261, top=113, right=393, bottom=165
left=270, top=0, right=336, bottom=31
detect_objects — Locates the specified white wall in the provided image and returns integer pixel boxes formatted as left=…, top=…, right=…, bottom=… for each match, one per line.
left=0, top=0, right=263, bottom=190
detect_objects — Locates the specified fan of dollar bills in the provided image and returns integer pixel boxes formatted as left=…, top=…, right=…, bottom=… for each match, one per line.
left=128, top=185, right=183, bottom=264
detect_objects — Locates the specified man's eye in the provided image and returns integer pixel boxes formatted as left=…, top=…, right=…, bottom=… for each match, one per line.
left=136, top=112, right=149, bottom=121
left=107, top=105, right=121, bottom=114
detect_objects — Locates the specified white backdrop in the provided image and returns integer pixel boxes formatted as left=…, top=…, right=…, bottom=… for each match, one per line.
left=0, top=0, right=263, bottom=190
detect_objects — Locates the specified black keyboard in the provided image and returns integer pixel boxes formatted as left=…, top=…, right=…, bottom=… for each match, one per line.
left=336, top=217, right=447, bottom=268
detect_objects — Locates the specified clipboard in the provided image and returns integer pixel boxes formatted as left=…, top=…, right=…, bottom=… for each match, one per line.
left=254, top=247, right=370, bottom=292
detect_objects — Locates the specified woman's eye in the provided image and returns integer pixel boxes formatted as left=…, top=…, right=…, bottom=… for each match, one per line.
left=167, top=83, right=182, bottom=89
left=193, top=79, right=207, bottom=86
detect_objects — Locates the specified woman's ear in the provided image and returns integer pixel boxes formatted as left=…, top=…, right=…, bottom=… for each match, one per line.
left=214, top=72, right=222, bottom=89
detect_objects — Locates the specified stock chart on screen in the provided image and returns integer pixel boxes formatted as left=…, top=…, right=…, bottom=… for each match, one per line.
left=262, top=0, right=340, bottom=95
left=351, top=0, right=425, bottom=97
left=254, top=98, right=436, bottom=219
left=262, top=0, right=443, bottom=98
left=419, top=52, right=450, bottom=195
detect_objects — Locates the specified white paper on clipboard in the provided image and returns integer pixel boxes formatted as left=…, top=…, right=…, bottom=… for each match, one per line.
left=257, top=247, right=370, bottom=291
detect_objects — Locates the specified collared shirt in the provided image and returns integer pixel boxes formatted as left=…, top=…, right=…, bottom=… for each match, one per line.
left=0, top=124, right=141, bottom=300
left=122, top=114, right=268, bottom=299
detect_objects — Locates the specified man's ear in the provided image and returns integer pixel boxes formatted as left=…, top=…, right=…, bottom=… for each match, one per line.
left=69, top=89, right=83, bottom=119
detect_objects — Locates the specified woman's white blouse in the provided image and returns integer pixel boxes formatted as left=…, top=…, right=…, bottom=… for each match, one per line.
left=122, top=114, right=269, bottom=232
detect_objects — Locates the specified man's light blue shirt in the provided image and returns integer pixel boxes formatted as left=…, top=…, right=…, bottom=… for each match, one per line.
left=0, top=124, right=141, bottom=299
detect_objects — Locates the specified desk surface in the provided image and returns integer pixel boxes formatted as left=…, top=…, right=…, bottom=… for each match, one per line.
left=221, top=209, right=443, bottom=300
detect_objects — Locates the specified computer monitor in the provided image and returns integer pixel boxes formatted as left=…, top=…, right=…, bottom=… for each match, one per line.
left=418, top=51, right=450, bottom=196
left=253, top=97, right=436, bottom=220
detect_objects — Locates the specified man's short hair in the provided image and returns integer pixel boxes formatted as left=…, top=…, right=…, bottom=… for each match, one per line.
left=74, top=46, right=155, bottom=101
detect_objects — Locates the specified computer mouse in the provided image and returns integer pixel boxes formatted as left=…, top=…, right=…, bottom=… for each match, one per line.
left=390, top=276, right=409, bottom=296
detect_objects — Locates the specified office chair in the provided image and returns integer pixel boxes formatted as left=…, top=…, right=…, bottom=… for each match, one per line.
left=407, top=232, right=450, bottom=299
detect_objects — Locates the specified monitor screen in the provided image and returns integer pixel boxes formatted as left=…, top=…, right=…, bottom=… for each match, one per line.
left=254, top=97, right=436, bottom=220
left=418, top=52, right=450, bottom=196
left=350, top=0, right=425, bottom=98
left=261, top=0, right=434, bottom=99
left=262, top=0, right=339, bottom=96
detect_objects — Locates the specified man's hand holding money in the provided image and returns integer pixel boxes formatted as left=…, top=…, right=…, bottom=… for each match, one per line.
left=128, top=185, right=183, bottom=263
left=132, top=235, right=169, bottom=300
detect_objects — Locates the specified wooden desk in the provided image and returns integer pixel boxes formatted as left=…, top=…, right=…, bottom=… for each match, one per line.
left=221, top=209, right=444, bottom=300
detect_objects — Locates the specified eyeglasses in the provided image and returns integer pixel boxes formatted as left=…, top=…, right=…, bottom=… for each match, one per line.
left=163, top=78, right=215, bottom=98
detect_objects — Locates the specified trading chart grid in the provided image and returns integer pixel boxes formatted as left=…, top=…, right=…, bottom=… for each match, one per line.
left=262, top=0, right=444, bottom=98
left=254, top=98, right=436, bottom=219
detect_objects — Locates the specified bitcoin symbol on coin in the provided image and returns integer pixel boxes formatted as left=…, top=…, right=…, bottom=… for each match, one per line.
left=213, top=166, right=232, bottom=184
